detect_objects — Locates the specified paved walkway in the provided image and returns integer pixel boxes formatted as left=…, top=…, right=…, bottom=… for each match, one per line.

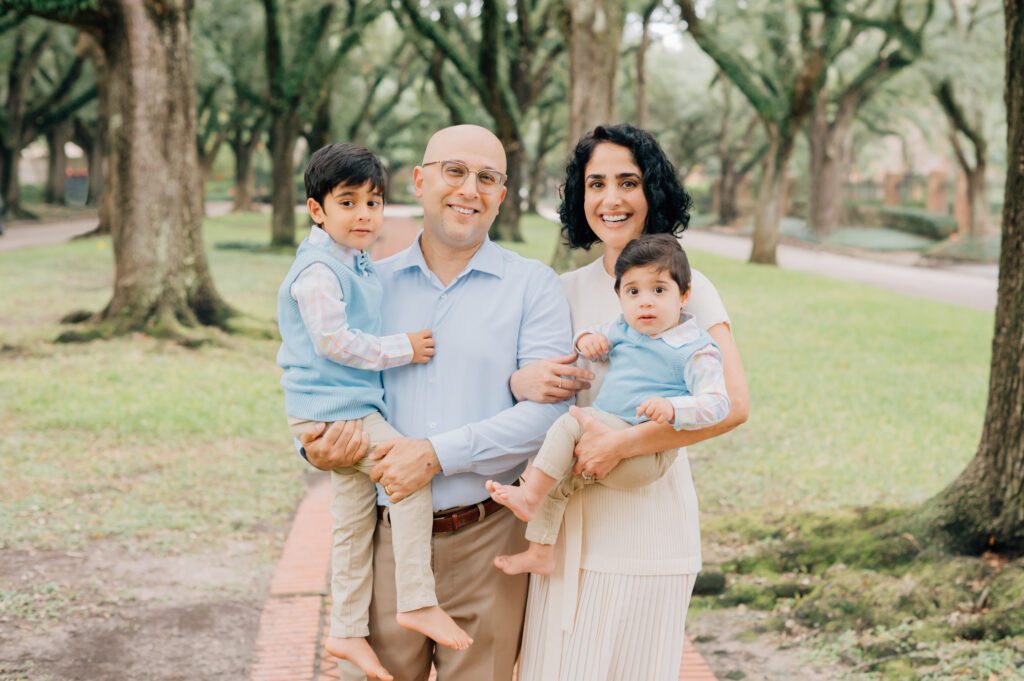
left=0, top=201, right=237, bottom=253
left=248, top=475, right=718, bottom=681
left=536, top=207, right=998, bottom=311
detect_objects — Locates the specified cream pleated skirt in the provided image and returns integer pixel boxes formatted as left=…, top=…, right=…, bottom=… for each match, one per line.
left=518, top=570, right=696, bottom=681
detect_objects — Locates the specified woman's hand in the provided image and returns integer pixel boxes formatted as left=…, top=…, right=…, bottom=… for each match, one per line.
left=571, top=406, right=627, bottom=480
left=300, top=420, right=369, bottom=471
left=510, top=354, right=594, bottom=403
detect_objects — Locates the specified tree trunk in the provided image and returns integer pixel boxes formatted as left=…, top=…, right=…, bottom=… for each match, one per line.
left=74, top=120, right=104, bottom=208
left=305, top=98, right=331, bottom=155
left=491, top=128, right=524, bottom=242
left=45, top=120, right=72, bottom=205
left=923, top=0, right=1024, bottom=554
left=85, top=0, right=230, bottom=337
left=526, top=150, right=545, bottom=215
left=750, top=128, right=791, bottom=265
left=963, top=163, right=993, bottom=237
left=717, top=157, right=741, bottom=225
left=269, top=112, right=298, bottom=246
left=0, top=147, right=20, bottom=215
left=807, top=98, right=855, bottom=234
left=635, top=1, right=656, bottom=129
left=232, top=131, right=257, bottom=212
left=564, top=0, right=623, bottom=146
left=552, top=0, right=623, bottom=269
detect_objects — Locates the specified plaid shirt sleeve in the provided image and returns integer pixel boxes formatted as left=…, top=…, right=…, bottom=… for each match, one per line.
left=290, top=263, right=413, bottom=371
left=668, top=344, right=731, bottom=431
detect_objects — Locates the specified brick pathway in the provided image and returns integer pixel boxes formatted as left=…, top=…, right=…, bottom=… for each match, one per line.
left=248, top=476, right=717, bottom=681
left=250, top=216, right=717, bottom=680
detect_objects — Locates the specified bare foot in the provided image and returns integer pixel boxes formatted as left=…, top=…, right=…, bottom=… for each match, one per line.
left=493, top=542, right=556, bottom=576
left=323, top=636, right=393, bottom=681
left=485, top=479, right=544, bottom=522
left=396, top=605, right=473, bottom=650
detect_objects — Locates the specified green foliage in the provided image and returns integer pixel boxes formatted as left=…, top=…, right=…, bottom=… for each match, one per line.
left=878, top=206, right=957, bottom=239
left=925, top=234, right=1002, bottom=263
left=845, top=203, right=956, bottom=239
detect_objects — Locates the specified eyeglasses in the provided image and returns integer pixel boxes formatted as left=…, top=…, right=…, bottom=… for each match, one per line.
left=422, top=160, right=507, bottom=194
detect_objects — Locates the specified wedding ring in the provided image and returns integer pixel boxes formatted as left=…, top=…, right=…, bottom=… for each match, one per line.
left=558, top=377, right=564, bottom=390
left=581, top=472, right=595, bottom=482
left=384, top=485, right=393, bottom=495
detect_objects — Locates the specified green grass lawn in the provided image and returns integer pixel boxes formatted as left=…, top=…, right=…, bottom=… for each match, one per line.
left=0, top=210, right=992, bottom=557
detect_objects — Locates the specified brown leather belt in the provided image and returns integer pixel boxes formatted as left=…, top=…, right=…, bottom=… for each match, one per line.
left=377, top=497, right=505, bottom=534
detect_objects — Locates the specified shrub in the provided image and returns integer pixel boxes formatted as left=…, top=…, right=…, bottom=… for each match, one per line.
left=878, top=206, right=957, bottom=239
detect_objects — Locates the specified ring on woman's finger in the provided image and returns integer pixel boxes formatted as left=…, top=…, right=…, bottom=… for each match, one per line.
left=581, top=472, right=595, bottom=482
left=558, top=377, right=564, bottom=390
left=384, top=484, right=393, bottom=495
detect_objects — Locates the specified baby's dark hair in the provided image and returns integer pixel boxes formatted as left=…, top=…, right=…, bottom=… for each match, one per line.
left=559, top=124, right=692, bottom=250
left=304, top=142, right=387, bottom=207
left=614, top=234, right=692, bottom=294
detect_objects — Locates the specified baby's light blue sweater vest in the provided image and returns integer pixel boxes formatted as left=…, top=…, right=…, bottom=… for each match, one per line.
left=276, top=238, right=387, bottom=422
left=593, top=318, right=718, bottom=425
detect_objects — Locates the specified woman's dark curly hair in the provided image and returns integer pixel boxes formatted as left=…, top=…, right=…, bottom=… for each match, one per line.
left=558, top=124, right=692, bottom=250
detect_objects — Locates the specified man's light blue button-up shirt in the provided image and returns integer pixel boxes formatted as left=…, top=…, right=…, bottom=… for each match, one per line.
left=376, top=236, right=572, bottom=510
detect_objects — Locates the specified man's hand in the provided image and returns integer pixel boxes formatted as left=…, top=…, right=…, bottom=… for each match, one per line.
left=576, top=333, right=611, bottom=361
left=370, top=438, right=440, bottom=503
left=571, top=406, right=627, bottom=480
left=509, top=354, right=594, bottom=403
left=637, top=397, right=674, bottom=425
left=301, top=420, right=369, bottom=471
left=408, top=329, right=436, bottom=364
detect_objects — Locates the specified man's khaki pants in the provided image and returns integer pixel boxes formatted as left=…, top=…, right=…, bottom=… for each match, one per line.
left=290, top=413, right=435, bottom=638
left=339, top=505, right=530, bottom=681
left=527, top=407, right=676, bottom=545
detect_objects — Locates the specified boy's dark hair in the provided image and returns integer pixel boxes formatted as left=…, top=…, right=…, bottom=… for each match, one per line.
left=304, top=142, right=387, bottom=207
left=614, top=234, right=692, bottom=294
left=559, top=124, right=693, bottom=250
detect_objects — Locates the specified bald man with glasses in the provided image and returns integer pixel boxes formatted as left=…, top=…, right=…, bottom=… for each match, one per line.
left=302, top=125, right=586, bottom=680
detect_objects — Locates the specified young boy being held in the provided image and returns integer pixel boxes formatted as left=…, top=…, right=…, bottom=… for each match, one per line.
left=277, top=143, right=471, bottom=681
left=487, top=234, right=731, bottom=576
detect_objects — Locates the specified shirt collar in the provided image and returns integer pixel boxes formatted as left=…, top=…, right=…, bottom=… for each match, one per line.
left=653, top=312, right=702, bottom=347
left=392, top=234, right=505, bottom=281
left=308, top=225, right=364, bottom=269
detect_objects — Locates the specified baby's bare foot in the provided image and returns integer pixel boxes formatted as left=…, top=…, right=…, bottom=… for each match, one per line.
left=323, top=636, right=393, bottom=681
left=485, top=479, right=543, bottom=522
left=493, top=543, right=556, bottom=576
left=396, top=606, right=473, bottom=650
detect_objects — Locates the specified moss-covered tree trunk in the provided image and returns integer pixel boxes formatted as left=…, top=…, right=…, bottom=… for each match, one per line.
left=94, top=0, right=230, bottom=335
left=925, top=0, right=1024, bottom=554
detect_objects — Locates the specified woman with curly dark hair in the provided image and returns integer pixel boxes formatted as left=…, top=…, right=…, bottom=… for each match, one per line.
left=510, top=124, right=750, bottom=681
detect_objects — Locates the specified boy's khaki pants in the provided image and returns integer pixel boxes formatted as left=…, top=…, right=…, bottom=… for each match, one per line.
left=527, top=407, right=677, bottom=545
left=290, top=413, right=435, bottom=638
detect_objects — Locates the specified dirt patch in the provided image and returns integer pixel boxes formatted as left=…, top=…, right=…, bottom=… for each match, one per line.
left=0, top=537, right=281, bottom=680
left=688, top=609, right=835, bottom=681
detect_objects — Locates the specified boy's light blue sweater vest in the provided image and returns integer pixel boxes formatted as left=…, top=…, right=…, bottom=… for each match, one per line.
left=593, top=318, right=718, bottom=425
left=276, top=238, right=387, bottom=422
